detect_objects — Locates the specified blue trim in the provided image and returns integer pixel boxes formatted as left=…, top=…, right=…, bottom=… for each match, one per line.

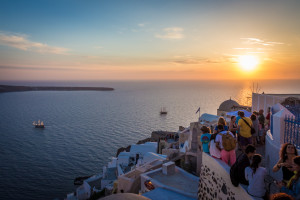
left=284, top=116, right=300, bottom=149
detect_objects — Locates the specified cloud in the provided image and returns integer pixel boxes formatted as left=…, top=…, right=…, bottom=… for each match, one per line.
left=241, top=38, right=284, bottom=46
left=155, top=27, right=184, bottom=40
left=170, top=55, right=203, bottom=64
left=172, top=58, right=202, bottom=65
left=0, top=31, right=69, bottom=55
left=138, top=23, right=145, bottom=27
left=233, top=48, right=252, bottom=50
left=170, top=55, right=234, bottom=65
left=0, top=64, right=88, bottom=71
left=205, top=56, right=235, bottom=64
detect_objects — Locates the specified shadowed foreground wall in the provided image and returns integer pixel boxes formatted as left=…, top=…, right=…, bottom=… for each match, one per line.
left=198, top=152, right=255, bottom=200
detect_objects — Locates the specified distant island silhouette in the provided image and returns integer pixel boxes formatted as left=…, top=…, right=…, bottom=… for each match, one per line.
left=0, top=85, right=114, bottom=93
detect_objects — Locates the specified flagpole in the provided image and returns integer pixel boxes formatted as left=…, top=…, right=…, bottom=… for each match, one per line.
left=196, top=107, right=200, bottom=121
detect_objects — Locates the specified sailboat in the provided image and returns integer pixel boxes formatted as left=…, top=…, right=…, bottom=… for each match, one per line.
left=33, top=120, right=45, bottom=128
left=160, top=107, right=167, bottom=115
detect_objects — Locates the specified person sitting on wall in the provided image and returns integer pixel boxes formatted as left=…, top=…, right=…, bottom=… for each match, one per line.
left=213, top=117, right=229, bottom=134
left=277, top=156, right=300, bottom=199
left=230, top=144, right=256, bottom=186
left=237, top=111, right=253, bottom=152
left=245, top=154, right=267, bottom=199
left=215, top=125, right=237, bottom=166
left=200, top=126, right=211, bottom=154
left=273, top=143, right=298, bottom=185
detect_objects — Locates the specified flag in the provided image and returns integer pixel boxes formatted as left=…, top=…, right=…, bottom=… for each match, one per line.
left=196, top=107, right=200, bottom=114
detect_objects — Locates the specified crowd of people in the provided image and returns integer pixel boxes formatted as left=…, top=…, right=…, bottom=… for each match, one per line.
left=200, top=109, right=300, bottom=200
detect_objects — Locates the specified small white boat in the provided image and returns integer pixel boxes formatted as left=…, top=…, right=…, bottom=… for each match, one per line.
left=160, top=107, right=167, bottom=115
left=33, top=120, right=45, bottom=128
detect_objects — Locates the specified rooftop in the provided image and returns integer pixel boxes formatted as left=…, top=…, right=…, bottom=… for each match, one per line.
left=103, top=167, right=117, bottom=180
left=143, top=188, right=195, bottom=200
left=218, top=98, right=239, bottom=111
left=100, top=193, right=150, bottom=200
left=142, top=166, right=199, bottom=198
left=148, top=170, right=198, bottom=194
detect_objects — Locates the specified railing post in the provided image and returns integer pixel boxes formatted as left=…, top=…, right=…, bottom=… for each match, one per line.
left=284, top=115, right=286, bottom=143
left=287, top=116, right=291, bottom=144
left=293, top=117, right=296, bottom=145
left=283, top=105, right=300, bottom=149
left=271, top=107, right=274, bottom=133
left=284, top=115, right=288, bottom=144
left=295, top=118, right=300, bottom=148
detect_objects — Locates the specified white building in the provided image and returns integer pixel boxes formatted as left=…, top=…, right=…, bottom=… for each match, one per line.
left=76, top=181, right=91, bottom=200
left=252, top=92, right=300, bottom=180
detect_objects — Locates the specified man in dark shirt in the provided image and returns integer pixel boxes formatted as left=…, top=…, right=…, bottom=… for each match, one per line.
left=231, top=144, right=256, bottom=186
left=258, top=109, right=266, bottom=144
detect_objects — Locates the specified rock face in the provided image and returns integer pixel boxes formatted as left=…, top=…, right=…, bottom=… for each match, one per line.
left=116, top=145, right=131, bottom=157
left=136, top=137, right=154, bottom=144
left=151, top=131, right=177, bottom=141
left=116, top=131, right=177, bottom=157
left=116, top=137, right=155, bottom=157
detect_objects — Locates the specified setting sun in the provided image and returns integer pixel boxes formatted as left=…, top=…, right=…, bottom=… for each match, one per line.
left=238, top=55, right=259, bottom=71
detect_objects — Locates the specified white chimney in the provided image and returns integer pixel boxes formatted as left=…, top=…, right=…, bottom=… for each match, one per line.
left=162, top=161, right=175, bottom=175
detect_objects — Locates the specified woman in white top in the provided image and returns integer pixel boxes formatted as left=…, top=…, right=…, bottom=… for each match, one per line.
left=245, top=154, right=267, bottom=198
left=209, top=133, right=221, bottom=159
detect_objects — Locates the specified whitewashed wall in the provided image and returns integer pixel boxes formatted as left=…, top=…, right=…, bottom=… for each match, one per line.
left=265, top=131, right=281, bottom=181
left=198, top=153, right=256, bottom=200
left=265, top=105, right=299, bottom=180
left=252, top=93, right=285, bottom=114
left=76, top=181, right=91, bottom=200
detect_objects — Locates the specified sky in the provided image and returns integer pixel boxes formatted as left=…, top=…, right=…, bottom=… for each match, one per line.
left=0, top=0, right=300, bottom=81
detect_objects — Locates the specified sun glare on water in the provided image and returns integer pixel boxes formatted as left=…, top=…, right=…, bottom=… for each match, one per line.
left=238, top=55, right=259, bottom=71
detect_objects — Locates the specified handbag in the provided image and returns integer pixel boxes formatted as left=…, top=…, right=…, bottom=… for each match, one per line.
left=241, top=117, right=256, bottom=135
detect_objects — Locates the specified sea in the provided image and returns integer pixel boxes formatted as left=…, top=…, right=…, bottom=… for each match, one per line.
left=0, top=80, right=299, bottom=200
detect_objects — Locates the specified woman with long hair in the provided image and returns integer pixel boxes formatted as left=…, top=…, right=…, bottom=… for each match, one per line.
left=278, top=156, right=300, bottom=199
left=273, top=143, right=298, bottom=184
left=245, top=154, right=267, bottom=198
left=229, top=115, right=238, bottom=133
left=213, top=117, right=228, bottom=134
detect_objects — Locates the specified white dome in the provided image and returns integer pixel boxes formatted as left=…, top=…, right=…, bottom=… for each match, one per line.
left=218, top=98, right=239, bottom=111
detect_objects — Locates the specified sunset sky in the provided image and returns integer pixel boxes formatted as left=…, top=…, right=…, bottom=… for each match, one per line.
left=0, top=0, right=299, bottom=81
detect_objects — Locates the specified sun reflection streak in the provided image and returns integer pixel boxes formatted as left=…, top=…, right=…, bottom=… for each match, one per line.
left=235, top=84, right=253, bottom=107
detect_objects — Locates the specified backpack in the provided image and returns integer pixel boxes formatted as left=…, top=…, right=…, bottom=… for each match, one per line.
left=222, top=131, right=236, bottom=151
left=230, top=154, right=241, bottom=187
